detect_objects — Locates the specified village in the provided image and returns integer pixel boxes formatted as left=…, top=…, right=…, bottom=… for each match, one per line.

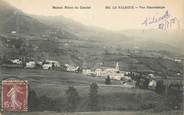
left=0, top=55, right=183, bottom=112
left=0, top=58, right=162, bottom=90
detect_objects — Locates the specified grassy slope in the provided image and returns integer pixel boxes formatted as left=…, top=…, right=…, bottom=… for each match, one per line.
left=0, top=68, right=164, bottom=111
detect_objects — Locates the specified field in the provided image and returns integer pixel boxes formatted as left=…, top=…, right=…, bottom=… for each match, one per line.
left=3, top=111, right=183, bottom=115
left=0, top=68, right=167, bottom=111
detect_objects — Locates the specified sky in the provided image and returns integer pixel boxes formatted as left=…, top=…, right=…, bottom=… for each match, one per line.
left=3, top=0, right=184, bottom=31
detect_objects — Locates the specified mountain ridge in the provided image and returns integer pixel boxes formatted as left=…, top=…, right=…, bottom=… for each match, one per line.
left=0, top=0, right=183, bottom=67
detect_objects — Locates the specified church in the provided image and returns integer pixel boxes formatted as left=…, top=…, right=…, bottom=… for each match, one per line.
left=95, top=62, right=128, bottom=80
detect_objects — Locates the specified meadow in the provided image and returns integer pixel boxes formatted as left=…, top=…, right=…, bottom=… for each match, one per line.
left=0, top=68, right=170, bottom=112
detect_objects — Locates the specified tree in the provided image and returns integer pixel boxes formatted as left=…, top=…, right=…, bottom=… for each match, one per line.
left=155, top=80, right=165, bottom=94
left=28, top=89, right=39, bottom=111
left=39, top=96, right=54, bottom=111
left=142, top=78, right=149, bottom=89
left=88, top=83, right=99, bottom=111
left=105, top=75, right=111, bottom=85
left=164, top=84, right=183, bottom=110
left=65, top=86, right=79, bottom=112
left=52, top=62, right=55, bottom=70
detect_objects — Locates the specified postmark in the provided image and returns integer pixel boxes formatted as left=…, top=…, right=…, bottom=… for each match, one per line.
left=1, top=80, right=28, bottom=112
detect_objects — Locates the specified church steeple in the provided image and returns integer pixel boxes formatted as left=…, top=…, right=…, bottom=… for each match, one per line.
left=115, top=62, right=119, bottom=71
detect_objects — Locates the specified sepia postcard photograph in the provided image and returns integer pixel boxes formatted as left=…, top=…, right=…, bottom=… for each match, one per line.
left=0, top=0, right=183, bottom=115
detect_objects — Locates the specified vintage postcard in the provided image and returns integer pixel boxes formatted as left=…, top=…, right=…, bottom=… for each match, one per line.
left=0, top=0, right=183, bottom=115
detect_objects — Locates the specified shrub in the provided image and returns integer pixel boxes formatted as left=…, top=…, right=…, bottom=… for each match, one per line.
left=105, top=75, right=111, bottom=85
left=65, top=86, right=80, bottom=112
left=88, top=83, right=99, bottom=111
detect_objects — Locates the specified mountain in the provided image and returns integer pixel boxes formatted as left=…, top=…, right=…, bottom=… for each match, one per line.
left=33, top=15, right=184, bottom=56
left=0, top=0, right=181, bottom=50
left=0, top=0, right=48, bottom=35
left=0, top=0, right=81, bottom=65
left=120, top=29, right=184, bottom=52
left=0, top=0, right=78, bottom=40
left=0, top=0, right=183, bottom=68
left=32, top=15, right=132, bottom=42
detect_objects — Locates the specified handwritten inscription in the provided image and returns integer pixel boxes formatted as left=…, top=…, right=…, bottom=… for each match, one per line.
left=142, top=10, right=180, bottom=31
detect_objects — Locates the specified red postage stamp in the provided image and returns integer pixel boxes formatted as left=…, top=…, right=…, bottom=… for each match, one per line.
left=1, top=80, right=28, bottom=112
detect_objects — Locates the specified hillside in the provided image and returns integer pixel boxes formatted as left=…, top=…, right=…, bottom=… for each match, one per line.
left=0, top=0, right=48, bottom=35
left=32, top=15, right=184, bottom=53
left=0, top=68, right=164, bottom=112
left=0, top=0, right=183, bottom=72
left=120, top=29, right=184, bottom=53
left=0, top=0, right=81, bottom=65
